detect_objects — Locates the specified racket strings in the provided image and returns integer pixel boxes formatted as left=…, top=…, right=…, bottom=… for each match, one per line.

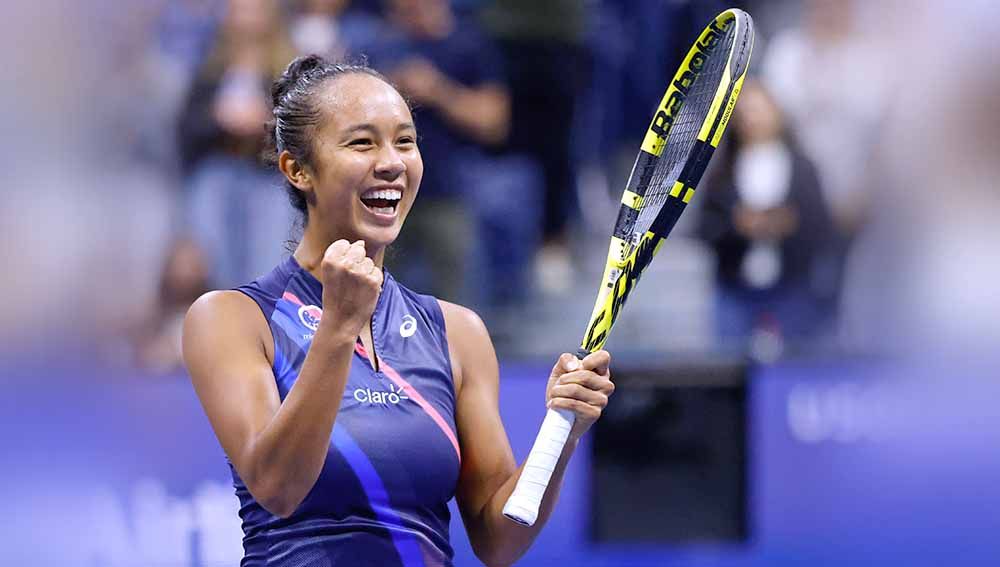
left=633, top=27, right=736, bottom=240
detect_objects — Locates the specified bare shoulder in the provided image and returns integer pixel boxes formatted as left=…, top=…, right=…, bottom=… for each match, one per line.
left=436, top=300, right=498, bottom=394
left=184, top=290, right=272, bottom=368
left=437, top=300, right=489, bottom=338
left=186, top=290, right=262, bottom=323
left=437, top=300, right=494, bottom=356
left=185, top=290, right=268, bottom=342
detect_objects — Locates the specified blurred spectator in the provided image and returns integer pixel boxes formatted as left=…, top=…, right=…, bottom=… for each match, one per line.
left=288, top=0, right=380, bottom=60
left=133, top=238, right=212, bottom=375
left=698, top=81, right=836, bottom=356
left=761, top=0, right=889, bottom=328
left=763, top=0, right=885, bottom=236
left=178, top=0, right=298, bottom=287
left=480, top=0, right=588, bottom=294
left=155, top=0, right=222, bottom=81
left=98, top=1, right=202, bottom=177
left=366, top=0, right=540, bottom=306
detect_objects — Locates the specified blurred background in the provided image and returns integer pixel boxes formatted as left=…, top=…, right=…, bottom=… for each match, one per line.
left=1, top=0, right=998, bottom=565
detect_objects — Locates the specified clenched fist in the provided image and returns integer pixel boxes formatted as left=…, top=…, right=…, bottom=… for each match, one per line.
left=319, top=240, right=383, bottom=338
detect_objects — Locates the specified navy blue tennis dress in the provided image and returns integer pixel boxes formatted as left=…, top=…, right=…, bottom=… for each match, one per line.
left=234, top=256, right=461, bottom=566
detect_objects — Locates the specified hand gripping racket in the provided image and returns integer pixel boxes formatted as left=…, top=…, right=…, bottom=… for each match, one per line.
left=502, top=8, right=755, bottom=527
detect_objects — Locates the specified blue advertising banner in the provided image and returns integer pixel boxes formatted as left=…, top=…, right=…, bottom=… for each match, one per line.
left=2, top=359, right=997, bottom=566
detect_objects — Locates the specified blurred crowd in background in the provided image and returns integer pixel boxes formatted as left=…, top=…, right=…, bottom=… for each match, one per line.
left=1, top=0, right=997, bottom=377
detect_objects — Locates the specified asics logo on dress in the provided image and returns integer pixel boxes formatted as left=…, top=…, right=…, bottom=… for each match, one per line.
left=353, top=384, right=410, bottom=405
left=400, top=314, right=417, bottom=338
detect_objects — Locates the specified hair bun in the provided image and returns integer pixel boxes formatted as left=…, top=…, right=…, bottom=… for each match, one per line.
left=272, top=54, right=329, bottom=109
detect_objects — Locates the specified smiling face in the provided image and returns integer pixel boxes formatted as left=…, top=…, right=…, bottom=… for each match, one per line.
left=300, top=73, right=423, bottom=251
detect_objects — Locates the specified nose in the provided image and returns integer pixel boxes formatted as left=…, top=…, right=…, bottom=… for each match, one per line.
left=374, top=144, right=406, bottom=181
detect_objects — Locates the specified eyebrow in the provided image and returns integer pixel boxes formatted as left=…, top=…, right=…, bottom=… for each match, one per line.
left=343, top=122, right=416, bottom=135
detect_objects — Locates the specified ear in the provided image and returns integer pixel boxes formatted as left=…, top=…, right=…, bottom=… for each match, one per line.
left=278, top=150, right=313, bottom=191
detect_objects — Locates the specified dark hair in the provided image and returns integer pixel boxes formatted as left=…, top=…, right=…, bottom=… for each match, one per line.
left=263, top=54, right=397, bottom=226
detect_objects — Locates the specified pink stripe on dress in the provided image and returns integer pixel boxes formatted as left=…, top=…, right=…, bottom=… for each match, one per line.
left=282, top=291, right=305, bottom=306
left=355, top=343, right=461, bottom=463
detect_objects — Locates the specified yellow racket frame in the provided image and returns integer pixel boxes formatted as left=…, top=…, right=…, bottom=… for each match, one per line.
left=581, top=8, right=754, bottom=354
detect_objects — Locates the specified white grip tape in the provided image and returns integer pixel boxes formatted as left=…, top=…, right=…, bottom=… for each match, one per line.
left=502, top=407, right=576, bottom=526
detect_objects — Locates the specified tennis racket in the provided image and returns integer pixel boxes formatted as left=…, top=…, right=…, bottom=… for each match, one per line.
left=502, top=8, right=755, bottom=527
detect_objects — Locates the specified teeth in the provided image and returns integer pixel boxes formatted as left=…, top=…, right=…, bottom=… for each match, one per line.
left=361, top=188, right=402, bottom=201
left=371, top=206, right=395, bottom=215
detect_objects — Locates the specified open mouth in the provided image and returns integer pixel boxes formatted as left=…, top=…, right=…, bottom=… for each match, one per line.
left=359, top=187, right=402, bottom=216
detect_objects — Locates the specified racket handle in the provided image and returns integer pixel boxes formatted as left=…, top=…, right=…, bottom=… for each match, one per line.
left=502, top=407, right=576, bottom=526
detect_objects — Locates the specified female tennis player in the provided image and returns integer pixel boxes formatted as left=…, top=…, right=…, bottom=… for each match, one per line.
left=182, top=54, right=614, bottom=566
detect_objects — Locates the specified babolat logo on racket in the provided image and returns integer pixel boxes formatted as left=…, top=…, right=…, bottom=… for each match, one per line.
left=645, top=17, right=734, bottom=151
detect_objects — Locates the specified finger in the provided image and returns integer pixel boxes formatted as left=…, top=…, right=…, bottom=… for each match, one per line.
left=549, top=383, right=609, bottom=408
left=582, top=350, right=611, bottom=375
left=345, top=242, right=367, bottom=263
left=548, top=397, right=602, bottom=420
left=349, top=259, right=373, bottom=276
left=370, top=265, right=385, bottom=287
left=550, top=353, right=580, bottom=379
left=326, top=239, right=351, bottom=259
left=557, top=370, right=615, bottom=395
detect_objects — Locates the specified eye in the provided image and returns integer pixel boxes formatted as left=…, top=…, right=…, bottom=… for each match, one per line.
left=396, top=136, right=416, bottom=146
left=348, top=138, right=374, bottom=148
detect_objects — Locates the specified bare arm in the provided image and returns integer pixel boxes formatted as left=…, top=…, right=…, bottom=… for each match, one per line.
left=431, top=81, right=510, bottom=146
left=442, top=302, right=613, bottom=566
left=391, top=58, right=510, bottom=146
left=182, top=240, right=382, bottom=518
left=183, top=290, right=355, bottom=517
